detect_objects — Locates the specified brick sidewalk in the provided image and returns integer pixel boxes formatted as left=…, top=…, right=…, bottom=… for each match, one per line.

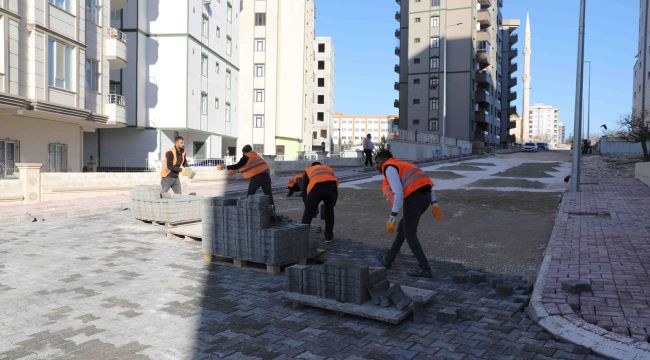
left=532, top=177, right=650, bottom=357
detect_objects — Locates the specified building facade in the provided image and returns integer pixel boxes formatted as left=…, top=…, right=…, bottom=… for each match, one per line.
left=305, top=36, right=335, bottom=153
left=634, top=0, right=650, bottom=123
left=395, top=0, right=519, bottom=153
left=499, top=18, right=519, bottom=145
left=82, top=0, right=239, bottom=169
left=238, top=0, right=315, bottom=159
left=332, top=114, right=397, bottom=149
left=521, top=13, right=531, bottom=143
left=0, top=0, right=128, bottom=175
left=528, top=103, right=560, bottom=145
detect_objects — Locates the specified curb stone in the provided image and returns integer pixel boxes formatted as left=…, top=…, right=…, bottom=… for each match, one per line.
left=527, top=194, right=650, bottom=360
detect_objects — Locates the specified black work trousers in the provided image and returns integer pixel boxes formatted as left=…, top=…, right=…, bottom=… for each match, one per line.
left=247, top=171, right=274, bottom=206
left=364, top=149, right=374, bottom=166
left=386, top=189, right=431, bottom=270
left=301, top=181, right=338, bottom=240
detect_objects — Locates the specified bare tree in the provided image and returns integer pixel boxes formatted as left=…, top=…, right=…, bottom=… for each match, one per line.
left=619, top=111, right=650, bottom=161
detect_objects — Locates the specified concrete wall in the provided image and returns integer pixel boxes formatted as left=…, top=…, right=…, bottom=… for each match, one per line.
left=387, top=140, right=433, bottom=161
left=635, top=162, right=650, bottom=186
left=0, top=179, right=22, bottom=200
left=599, top=139, right=650, bottom=156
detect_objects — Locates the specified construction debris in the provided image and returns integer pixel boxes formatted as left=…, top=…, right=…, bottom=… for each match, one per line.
left=130, top=185, right=202, bottom=224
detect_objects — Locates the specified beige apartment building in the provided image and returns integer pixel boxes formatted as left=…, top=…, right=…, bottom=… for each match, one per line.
left=332, top=114, right=397, bottom=149
left=306, top=36, right=335, bottom=153
left=238, top=0, right=315, bottom=158
left=634, top=0, right=650, bottom=122
left=0, top=0, right=128, bottom=175
left=395, top=0, right=519, bottom=153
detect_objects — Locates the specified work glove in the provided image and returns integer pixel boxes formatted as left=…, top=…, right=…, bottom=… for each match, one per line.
left=432, top=202, right=443, bottom=221
left=228, top=170, right=237, bottom=177
left=217, top=164, right=225, bottom=171
left=181, top=168, right=189, bottom=177
left=386, top=214, right=396, bottom=234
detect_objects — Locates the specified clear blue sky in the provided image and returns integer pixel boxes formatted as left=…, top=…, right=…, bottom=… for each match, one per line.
left=315, top=0, right=638, bottom=137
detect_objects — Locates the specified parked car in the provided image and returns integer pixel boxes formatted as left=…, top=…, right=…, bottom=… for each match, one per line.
left=522, top=142, right=538, bottom=152
left=536, top=143, right=549, bottom=151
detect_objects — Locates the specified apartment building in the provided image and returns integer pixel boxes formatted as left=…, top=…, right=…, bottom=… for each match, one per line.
left=306, top=36, right=335, bottom=152
left=499, top=18, right=519, bottom=146
left=332, top=114, right=397, bottom=149
left=238, top=0, right=315, bottom=159
left=0, top=0, right=128, bottom=175
left=634, top=0, right=650, bottom=123
left=83, top=0, right=240, bottom=169
left=528, top=103, right=561, bottom=145
left=394, top=0, right=519, bottom=153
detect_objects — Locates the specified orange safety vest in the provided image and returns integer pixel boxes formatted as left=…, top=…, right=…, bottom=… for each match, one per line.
left=288, top=173, right=303, bottom=188
left=238, top=151, right=269, bottom=179
left=305, top=165, right=338, bottom=194
left=160, top=147, right=186, bottom=178
left=381, top=158, right=433, bottom=205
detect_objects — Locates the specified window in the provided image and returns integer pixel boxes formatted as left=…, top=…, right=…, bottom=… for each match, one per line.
left=227, top=2, right=233, bottom=22
left=321, top=130, right=327, bottom=138
left=215, top=61, right=220, bottom=73
left=429, top=77, right=439, bottom=89
left=317, top=95, right=325, bottom=104
left=429, top=119, right=439, bottom=131
left=414, top=58, right=420, bottom=64
left=430, top=16, right=439, bottom=27
left=413, top=119, right=420, bottom=125
left=225, top=102, right=231, bottom=122
left=413, top=99, right=420, bottom=105
left=414, top=38, right=421, bottom=44
left=226, top=36, right=232, bottom=56
left=254, top=89, right=265, bottom=102
left=318, top=61, right=325, bottom=70
left=254, top=115, right=264, bottom=128
left=201, top=54, right=208, bottom=76
left=430, top=37, right=440, bottom=49
left=202, top=15, right=209, bottom=38
left=413, top=78, right=420, bottom=85
left=215, top=98, right=220, bottom=109
left=216, top=26, right=221, bottom=38
left=317, top=112, right=324, bottom=121
left=226, top=70, right=231, bottom=89
left=318, top=78, right=325, bottom=87
left=49, top=0, right=70, bottom=12
left=414, top=17, right=421, bottom=23
left=429, top=98, right=438, bottom=110
left=429, top=56, right=439, bottom=69
left=48, top=38, right=73, bottom=90
left=313, top=132, right=318, bottom=140
left=431, top=0, right=440, bottom=6
left=48, top=143, right=67, bottom=173
left=86, top=0, right=99, bottom=24
left=255, top=13, right=266, bottom=26
left=201, top=92, right=208, bottom=115
left=0, top=140, right=19, bottom=178
left=255, top=38, right=265, bottom=51
left=254, top=64, right=265, bottom=77
left=85, top=59, right=100, bottom=91
left=318, top=43, right=325, bottom=53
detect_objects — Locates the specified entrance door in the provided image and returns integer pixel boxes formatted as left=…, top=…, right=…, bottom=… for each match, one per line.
left=0, top=140, right=19, bottom=178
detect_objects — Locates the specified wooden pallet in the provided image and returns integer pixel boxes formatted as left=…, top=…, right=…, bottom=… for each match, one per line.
left=203, top=249, right=327, bottom=275
left=282, top=285, right=436, bottom=324
left=165, top=223, right=203, bottom=241
left=137, top=218, right=201, bottom=227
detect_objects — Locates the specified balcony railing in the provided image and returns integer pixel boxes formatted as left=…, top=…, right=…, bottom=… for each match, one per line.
left=0, top=163, right=18, bottom=179
left=394, top=65, right=400, bottom=73
left=394, top=81, right=400, bottom=90
left=108, top=93, right=126, bottom=106
left=395, top=12, right=401, bottom=21
left=393, top=100, right=400, bottom=108
left=395, top=29, right=401, bottom=38
left=107, top=27, right=126, bottom=43
left=394, top=47, right=400, bottom=56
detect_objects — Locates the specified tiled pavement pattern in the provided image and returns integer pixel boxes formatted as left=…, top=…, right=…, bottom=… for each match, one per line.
left=0, top=211, right=604, bottom=359
left=539, top=178, right=650, bottom=341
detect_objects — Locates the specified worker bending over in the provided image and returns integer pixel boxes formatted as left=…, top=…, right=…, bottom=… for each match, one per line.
left=160, top=136, right=190, bottom=194
left=286, top=173, right=303, bottom=197
left=301, top=162, right=339, bottom=243
left=222, top=145, right=275, bottom=206
left=375, top=150, right=443, bottom=278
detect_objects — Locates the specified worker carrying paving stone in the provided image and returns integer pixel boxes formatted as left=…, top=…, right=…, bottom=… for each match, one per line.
left=374, top=150, right=443, bottom=278
left=218, top=144, right=275, bottom=208
left=300, top=162, right=339, bottom=243
left=160, top=136, right=191, bottom=194
left=286, top=173, right=303, bottom=197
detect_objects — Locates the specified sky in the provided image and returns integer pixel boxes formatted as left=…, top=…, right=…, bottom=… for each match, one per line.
left=315, top=0, right=639, bottom=138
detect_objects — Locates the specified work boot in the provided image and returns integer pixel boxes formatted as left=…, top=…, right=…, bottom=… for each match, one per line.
left=406, top=267, right=433, bottom=278
left=324, top=235, right=334, bottom=243
left=376, top=252, right=392, bottom=269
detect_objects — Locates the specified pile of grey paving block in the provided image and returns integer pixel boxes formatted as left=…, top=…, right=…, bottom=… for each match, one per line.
left=286, top=262, right=412, bottom=309
left=202, top=194, right=316, bottom=265
left=130, top=185, right=203, bottom=224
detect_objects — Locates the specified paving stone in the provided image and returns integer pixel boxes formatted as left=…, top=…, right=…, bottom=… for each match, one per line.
left=560, top=280, right=592, bottom=294
left=436, top=309, right=458, bottom=323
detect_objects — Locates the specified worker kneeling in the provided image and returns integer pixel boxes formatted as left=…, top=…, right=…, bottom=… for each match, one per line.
left=224, top=145, right=275, bottom=206
left=301, top=162, right=339, bottom=243
left=375, top=150, right=443, bottom=278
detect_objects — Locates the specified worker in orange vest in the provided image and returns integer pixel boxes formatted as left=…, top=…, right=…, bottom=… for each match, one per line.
left=301, top=162, right=339, bottom=242
left=160, top=136, right=190, bottom=194
left=222, top=145, right=274, bottom=206
left=286, top=173, right=303, bottom=197
left=374, top=150, right=442, bottom=278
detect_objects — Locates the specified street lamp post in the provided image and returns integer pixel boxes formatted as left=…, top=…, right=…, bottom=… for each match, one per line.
left=571, top=0, right=587, bottom=192
left=584, top=60, right=591, bottom=143
left=442, top=22, right=463, bottom=156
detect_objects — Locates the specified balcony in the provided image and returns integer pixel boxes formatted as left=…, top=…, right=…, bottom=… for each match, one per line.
left=477, top=29, right=492, bottom=44
left=477, top=0, right=491, bottom=8
left=476, top=51, right=490, bottom=69
left=508, top=91, right=517, bottom=102
left=509, top=77, right=517, bottom=87
left=111, top=0, right=128, bottom=11
left=395, top=47, right=400, bottom=56
left=395, top=12, right=401, bottom=21
left=105, top=94, right=127, bottom=125
left=509, top=34, right=518, bottom=45
left=475, top=110, right=489, bottom=124
left=509, top=63, right=517, bottom=73
left=476, top=90, right=490, bottom=105
left=508, top=48, right=517, bottom=59
left=394, top=99, right=400, bottom=108
left=105, top=28, right=127, bottom=70
left=394, top=82, right=400, bottom=90
left=395, top=29, right=401, bottom=38
left=394, top=65, right=400, bottom=73
left=476, top=71, right=493, bottom=87
left=508, top=106, right=517, bottom=115
left=477, top=10, right=492, bottom=27
left=509, top=121, right=517, bottom=129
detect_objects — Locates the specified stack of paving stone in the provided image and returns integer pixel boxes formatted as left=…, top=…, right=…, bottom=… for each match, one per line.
left=130, top=185, right=203, bottom=224
left=202, top=195, right=316, bottom=265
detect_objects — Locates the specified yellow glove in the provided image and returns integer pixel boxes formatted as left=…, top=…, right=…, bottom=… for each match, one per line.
left=386, top=215, right=396, bottom=234
left=217, top=164, right=225, bottom=171
left=432, top=203, right=443, bottom=221
left=181, top=168, right=189, bottom=177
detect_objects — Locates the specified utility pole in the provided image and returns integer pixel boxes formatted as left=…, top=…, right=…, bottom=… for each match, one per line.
left=585, top=61, right=591, bottom=143
left=571, top=0, right=587, bottom=192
